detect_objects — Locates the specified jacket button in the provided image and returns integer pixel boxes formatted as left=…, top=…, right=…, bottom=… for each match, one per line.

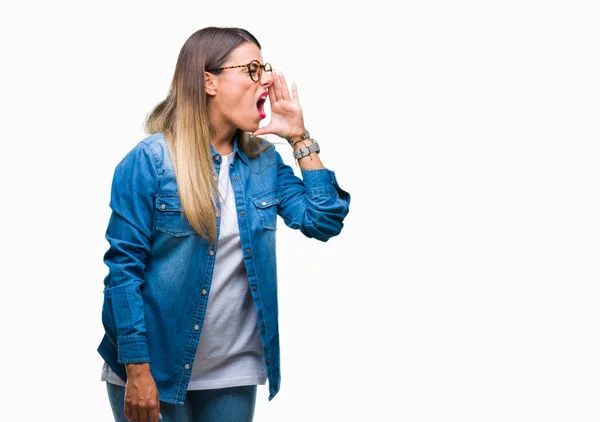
left=194, top=325, right=199, bottom=331
left=215, top=211, right=220, bottom=218
left=266, top=360, right=270, bottom=365
left=214, top=155, right=220, bottom=161
left=184, top=364, right=190, bottom=370
left=253, top=286, right=258, bottom=292
left=261, top=201, right=267, bottom=206
left=261, top=321, right=265, bottom=327
left=202, top=289, right=207, bottom=295
left=209, top=250, right=214, bottom=256
left=160, top=204, right=166, bottom=210
left=246, top=249, right=251, bottom=255
left=240, top=211, right=245, bottom=217
left=233, top=176, right=238, bottom=181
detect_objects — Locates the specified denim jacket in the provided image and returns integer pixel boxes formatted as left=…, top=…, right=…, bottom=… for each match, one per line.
left=97, top=132, right=351, bottom=404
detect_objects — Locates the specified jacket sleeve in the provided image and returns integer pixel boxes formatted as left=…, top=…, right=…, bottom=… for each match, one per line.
left=275, top=152, right=351, bottom=241
left=101, top=143, right=159, bottom=364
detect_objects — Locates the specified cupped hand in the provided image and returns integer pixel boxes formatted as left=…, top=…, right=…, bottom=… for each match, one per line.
left=252, top=71, right=306, bottom=140
left=124, top=363, right=161, bottom=422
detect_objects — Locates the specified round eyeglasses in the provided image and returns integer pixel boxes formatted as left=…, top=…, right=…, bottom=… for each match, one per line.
left=207, top=60, right=272, bottom=82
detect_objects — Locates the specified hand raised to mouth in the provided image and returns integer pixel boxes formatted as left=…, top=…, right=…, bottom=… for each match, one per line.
left=252, top=71, right=306, bottom=142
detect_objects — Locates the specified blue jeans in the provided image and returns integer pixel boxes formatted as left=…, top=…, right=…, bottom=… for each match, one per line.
left=106, top=382, right=257, bottom=422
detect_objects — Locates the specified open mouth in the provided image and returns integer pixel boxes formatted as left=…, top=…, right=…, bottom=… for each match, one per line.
left=256, top=93, right=267, bottom=119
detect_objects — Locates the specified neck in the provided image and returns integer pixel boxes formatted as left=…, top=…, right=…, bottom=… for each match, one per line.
left=209, top=112, right=236, bottom=155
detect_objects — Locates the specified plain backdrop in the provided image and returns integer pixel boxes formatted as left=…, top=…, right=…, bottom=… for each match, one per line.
left=1, top=0, right=599, bottom=421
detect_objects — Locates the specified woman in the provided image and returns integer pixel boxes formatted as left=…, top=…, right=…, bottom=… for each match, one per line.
left=98, top=26, right=350, bottom=422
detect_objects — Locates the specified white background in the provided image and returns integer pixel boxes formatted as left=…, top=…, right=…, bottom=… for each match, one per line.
left=1, top=0, right=599, bottom=421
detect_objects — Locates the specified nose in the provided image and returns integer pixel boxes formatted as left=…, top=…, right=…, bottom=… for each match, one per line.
left=260, top=70, right=274, bottom=88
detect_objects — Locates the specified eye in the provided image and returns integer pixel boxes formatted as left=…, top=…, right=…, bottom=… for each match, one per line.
left=248, top=63, right=260, bottom=74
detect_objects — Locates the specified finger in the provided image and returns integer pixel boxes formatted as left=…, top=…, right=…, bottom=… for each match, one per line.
left=149, top=393, right=161, bottom=422
left=130, top=405, right=140, bottom=422
left=125, top=400, right=133, bottom=421
left=139, top=405, right=150, bottom=422
left=149, top=406, right=160, bottom=422
left=267, top=81, right=277, bottom=106
left=272, top=70, right=283, bottom=102
left=124, top=401, right=131, bottom=421
left=292, top=82, right=300, bottom=106
left=278, top=72, right=292, bottom=101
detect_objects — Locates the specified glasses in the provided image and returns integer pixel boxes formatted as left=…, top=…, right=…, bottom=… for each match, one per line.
left=207, top=60, right=272, bottom=82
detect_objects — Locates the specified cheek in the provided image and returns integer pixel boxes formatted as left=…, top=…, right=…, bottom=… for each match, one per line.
left=229, top=87, right=256, bottom=114
left=217, top=78, right=258, bottom=123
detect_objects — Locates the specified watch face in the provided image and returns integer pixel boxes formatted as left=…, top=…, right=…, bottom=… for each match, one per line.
left=301, top=131, right=310, bottom=140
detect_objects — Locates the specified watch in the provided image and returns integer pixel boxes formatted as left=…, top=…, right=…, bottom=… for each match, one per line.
left=299, top=130, right=310, bottom=140
left=293, top=140, right=320, bottom=160
left=288, top=130, right=310, bottom=147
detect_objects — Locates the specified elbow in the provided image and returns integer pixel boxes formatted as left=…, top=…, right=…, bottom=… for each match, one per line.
left=304, top=208, right=349, bottom=241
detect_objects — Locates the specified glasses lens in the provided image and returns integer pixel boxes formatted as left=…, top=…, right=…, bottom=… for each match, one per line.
left=264, top=63, right=272, bottom=74
left=248, top=61, right=261, bottom=81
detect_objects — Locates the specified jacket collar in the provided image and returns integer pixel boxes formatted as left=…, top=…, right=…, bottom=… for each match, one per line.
left=209, top=131, right=249, bottom=165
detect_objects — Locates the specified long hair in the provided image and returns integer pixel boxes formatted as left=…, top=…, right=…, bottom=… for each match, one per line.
left=145, top=27, right=269, bottom=242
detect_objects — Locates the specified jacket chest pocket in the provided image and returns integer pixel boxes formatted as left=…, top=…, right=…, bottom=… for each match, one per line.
left=251, top=189, right=279, bottom=231
left=155, top=195, right=197, bottom=237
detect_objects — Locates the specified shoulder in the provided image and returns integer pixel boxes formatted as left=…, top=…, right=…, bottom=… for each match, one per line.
left=131, top=132, right=168, bottom=162
left=117, top=132, right=170, bottom=174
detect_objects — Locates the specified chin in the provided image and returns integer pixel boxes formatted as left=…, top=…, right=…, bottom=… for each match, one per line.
left=238, top=119, right=261, bottom=134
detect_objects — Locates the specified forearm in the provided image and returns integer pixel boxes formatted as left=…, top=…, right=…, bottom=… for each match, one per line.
left=276, top=149, right=350, bottom=241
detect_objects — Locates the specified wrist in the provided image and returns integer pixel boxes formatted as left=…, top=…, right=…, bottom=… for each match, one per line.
left=126, top=362, right=151, bottom=377
left=287, top=129, right=309, bottom=146
left=292, top=138, right=314, bottom=150
left=293, top=140, right=320, bottom=160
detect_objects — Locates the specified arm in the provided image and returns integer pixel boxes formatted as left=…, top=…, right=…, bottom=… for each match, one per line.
left=101, top=142, right=161, bottom=422
left=102, top=143, right=157, bottom=362
left=249, top=70, right=350, bottom=240
left=275, top=151, right=351, bottom=241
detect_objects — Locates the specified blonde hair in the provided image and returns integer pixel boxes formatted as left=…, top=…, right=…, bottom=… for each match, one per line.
left=145, top=27, right=270, bottom=242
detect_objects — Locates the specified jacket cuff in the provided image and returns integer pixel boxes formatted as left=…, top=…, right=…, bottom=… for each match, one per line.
left=117, top=335, right=150, bottom=364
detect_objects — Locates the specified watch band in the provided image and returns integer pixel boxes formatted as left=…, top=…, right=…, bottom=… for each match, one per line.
left=293, top=140, right=320, bottom=160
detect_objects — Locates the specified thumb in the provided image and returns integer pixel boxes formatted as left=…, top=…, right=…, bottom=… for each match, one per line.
left=252, top=125, right=272, bottom=137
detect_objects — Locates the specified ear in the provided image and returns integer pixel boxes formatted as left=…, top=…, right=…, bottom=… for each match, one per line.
left=205, top=72, right=217, bottom=97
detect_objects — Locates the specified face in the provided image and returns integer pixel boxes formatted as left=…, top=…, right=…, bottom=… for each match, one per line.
left=206, top=42, right=273, bottom=134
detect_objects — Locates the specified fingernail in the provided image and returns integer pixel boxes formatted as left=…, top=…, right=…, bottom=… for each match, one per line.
left=159, top=413, right=163, bottom=420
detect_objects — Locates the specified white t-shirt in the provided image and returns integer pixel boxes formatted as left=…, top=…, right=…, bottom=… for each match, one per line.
left=102, top=151, right=266, bottom=389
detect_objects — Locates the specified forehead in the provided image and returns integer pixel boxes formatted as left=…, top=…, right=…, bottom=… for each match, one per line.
left=224, top=42, right=263, bottom=65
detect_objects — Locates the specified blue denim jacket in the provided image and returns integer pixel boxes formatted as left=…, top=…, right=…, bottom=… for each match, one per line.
left=97, top=132, right=350, bottom=404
